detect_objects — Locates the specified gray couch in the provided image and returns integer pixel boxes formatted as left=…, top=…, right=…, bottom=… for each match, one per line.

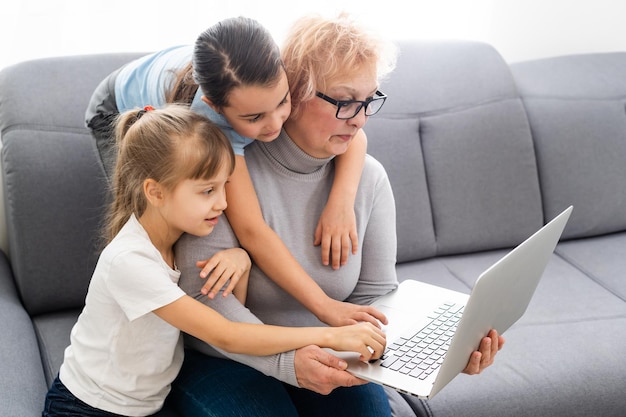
left=1, top=41, right=625, bottom=417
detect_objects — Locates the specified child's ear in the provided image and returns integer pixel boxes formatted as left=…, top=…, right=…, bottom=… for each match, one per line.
left=201, top=96, right=220, bottom=113
left=144, top=178, right=165, bottom=206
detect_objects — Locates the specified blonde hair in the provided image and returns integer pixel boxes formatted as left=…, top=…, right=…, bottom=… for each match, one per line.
left=281, top=12, right=398, bottom=118
left=104, top=104, right=235, bottom=244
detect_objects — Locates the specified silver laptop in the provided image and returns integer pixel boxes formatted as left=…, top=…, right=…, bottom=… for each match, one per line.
left=336, top=206, right=572, bottom=399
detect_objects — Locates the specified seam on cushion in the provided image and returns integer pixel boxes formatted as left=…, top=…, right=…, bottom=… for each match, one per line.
left=440, top=259, right=473, bottom=292
left=31, top=320, right=53, bottom=386
left=554, top=247, right=626, bottom=303
left=519, top=95, right=626, bottom=102
left=1, top=124, right=88, bottom=137
left=378, top=94, right=522, bottom=120
left=514, top=313, right=626, bottom=328
left=417, top=118, right=438, bottom=253
left=517, top=96, right=546, bottom=224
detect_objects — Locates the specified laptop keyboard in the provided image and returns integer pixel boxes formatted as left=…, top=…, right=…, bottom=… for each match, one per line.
left=379, top=302, right=464, bottom=380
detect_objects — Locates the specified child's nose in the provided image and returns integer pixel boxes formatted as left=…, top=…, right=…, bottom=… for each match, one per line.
left=215, top=189, right=228, bottom=211
left=269, top=112, right=285, bottom=132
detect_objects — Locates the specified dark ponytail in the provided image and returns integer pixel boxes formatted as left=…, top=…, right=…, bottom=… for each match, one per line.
left=192, top=16, right=284, bottom=108
left=165, top=62, right=198, bottom=105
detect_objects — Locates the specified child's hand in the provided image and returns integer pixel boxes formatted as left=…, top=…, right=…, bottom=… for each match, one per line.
left=328, top=322, right=386, bottom=361
left=314, top=202, right=358, bottom=270
left=196, top=248, right=251, bottom=299
left=316, top=298, right=388, bottom=328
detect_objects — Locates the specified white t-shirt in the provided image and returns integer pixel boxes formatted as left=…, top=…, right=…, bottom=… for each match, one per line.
left=60, top=214, right=186, bottom=416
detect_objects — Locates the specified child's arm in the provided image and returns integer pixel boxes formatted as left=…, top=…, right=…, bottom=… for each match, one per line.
left=154, top=295, right=385, bottom=360
left=231, top=262, right=249, bottom=305
left=207, top=154, right=386, bottom=327
left=314, top=129, right=367, bottom=269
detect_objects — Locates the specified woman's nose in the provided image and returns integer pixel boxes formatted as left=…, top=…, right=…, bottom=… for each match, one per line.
left=349, top=107, right=368, bottom=128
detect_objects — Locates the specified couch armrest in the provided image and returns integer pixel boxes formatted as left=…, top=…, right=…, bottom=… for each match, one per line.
left=0, top=250, right=48, bottom=417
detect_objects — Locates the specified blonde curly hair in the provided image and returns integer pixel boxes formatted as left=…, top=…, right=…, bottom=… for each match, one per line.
left=281, top=12, right=398, bottom=118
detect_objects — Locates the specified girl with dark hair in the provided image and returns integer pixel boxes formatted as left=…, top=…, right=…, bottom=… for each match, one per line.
left=173, top=13, right=504, bottom=417
left=85, top=16, right=385, bottom=329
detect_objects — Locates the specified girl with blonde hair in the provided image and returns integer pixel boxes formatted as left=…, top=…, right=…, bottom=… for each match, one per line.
left=42, top=105, right=385, bottom=417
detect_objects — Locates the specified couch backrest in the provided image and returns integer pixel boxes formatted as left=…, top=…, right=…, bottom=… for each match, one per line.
left=4, top=44, right=622, bottom=311
left=0, top=53, right=144, bottom=316
left=366, top=41, right=545, bottom=263
left=510, top=53, right=626, bottom=239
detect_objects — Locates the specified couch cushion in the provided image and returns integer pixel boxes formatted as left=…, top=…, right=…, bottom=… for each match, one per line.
left=365, top=118, right=436, bottom=262
left=519, top=98, right=626, bottom=238
left=379, top=41, right=522, bottom=114
left=511, top=53, right=626, bottom=238
left=405, top=318, right=626, bottom=417
left=420, top=99, right=543, bottom=255
left=510, top=52, right=626, bottom=98
left=556, top=233, right=626, bottom=301
left=370, top=40, right=543, bottom=260
left=0, top=252, right=48, bottom=417
left=396, top=242, right=626, bottom=326
left=0, top=54, right=144, bottom=133
left=2, top=130, right=107, bottom=315
left=32, top=311, right=80, bottom=386
left=0, top=54, right=145, bottom=316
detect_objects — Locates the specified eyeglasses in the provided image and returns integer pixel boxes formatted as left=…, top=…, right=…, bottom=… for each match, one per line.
left=315, top=90, right=387, bottom=120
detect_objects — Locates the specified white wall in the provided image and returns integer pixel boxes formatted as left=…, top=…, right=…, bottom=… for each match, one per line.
left=489, top=0, right=626, bottom=62
left=1, top=0, right=626, bottom=255
left=2, top=0, right=626, bottom=72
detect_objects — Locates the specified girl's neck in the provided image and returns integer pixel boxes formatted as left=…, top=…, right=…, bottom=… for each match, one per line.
left=137, top=212, right=179, bottom=269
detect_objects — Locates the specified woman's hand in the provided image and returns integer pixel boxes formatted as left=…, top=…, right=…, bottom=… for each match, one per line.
left=462, top=329, right=505, bottom=375
left=316, top=298, right=388, bottom=328
left=314, top=200, right=358, bottom=270
left=196, top=248, right=251, bottom=299
left=294, top=345, right=368, bottom=395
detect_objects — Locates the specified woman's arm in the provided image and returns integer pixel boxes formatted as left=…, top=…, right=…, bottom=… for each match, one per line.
left=154, top=295, right=385, bottom=360
left=213, top=155, right=384, bottom=327
left=314, top=129, right=367, bottom=269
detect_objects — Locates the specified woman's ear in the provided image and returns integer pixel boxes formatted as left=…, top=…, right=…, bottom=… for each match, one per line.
left=143, top=178, right=165, bottom=207
left=201, top=96, right=220, bottom=113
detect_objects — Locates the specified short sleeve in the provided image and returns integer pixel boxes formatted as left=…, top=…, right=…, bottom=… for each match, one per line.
left=105, top=248, right=185, bottom=322
left=190, top=93, right=253, bottom=156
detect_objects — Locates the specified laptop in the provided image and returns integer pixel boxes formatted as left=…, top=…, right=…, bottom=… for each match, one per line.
left=335, top=205, right=572, bottom=399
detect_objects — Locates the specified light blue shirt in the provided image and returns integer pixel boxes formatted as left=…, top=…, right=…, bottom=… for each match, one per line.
left=114, top=45, right=252, bottom=155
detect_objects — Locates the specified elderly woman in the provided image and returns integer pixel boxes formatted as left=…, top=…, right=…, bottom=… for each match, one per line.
left=171, top=13, right=503, bottom=417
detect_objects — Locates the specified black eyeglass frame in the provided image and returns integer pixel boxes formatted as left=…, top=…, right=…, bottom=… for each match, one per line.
left=315, top=90, right=387, bottom=120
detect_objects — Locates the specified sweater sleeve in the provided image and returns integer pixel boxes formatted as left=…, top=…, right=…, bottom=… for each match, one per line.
left=181, top=296, right=298, bottom=386
left=175, top=227, right=299, bottom=387
left=346, top=157, right=399, bottom=305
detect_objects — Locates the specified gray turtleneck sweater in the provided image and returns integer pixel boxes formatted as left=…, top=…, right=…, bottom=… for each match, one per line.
left=175, top=130, right=399, bottom=386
